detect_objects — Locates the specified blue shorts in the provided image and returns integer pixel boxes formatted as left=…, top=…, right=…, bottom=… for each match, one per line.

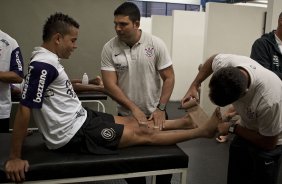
left=59, top=107, right=124, bottom=154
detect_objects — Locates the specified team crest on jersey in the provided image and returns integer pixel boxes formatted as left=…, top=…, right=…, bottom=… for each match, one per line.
left=101, top=128, right=116, bottom=141
left=145, top=46, right=154, bottom=57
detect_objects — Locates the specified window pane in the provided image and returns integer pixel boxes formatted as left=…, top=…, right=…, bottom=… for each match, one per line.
left=128, top=0, right=148, bottom=17
left=149, top=2, right=166, bottom=16
left=186, top=4, right=200, bottom=11
left=167, top=3, right=186, bottom=16
left=128, top=1, right=200, bottom=17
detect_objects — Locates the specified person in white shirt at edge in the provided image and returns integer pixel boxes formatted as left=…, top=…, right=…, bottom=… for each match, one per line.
left=181, top=53, right=282, bottom=184
left=0, top=30, right=24, bottom=133
left=5, top=12, right=223, bottom=183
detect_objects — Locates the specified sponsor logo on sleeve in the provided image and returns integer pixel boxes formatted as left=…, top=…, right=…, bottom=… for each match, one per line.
left=22, top=66, right=33, bottom=99
left=15, top=50, right=23, bottom=71
left=33, top=70, right=47, bottom=103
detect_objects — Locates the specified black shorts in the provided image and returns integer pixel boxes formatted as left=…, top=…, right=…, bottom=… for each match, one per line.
left=59, top=107, right=124, bottom=154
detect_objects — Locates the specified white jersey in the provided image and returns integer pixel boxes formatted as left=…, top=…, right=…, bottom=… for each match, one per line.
left=212, top=54, right=282, bottom=145
left=101, top=31, right=172, bottom=116
left=21, top=47, right=86, bottom=149
left=0, top=30, right=24, bottom=119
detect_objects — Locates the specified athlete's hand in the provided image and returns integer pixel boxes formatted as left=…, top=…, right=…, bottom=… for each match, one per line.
left=5, top=158, right=29, bottom=182
left=131, top=108, right=148, bottom=127
left=149, top=109, right=166, bottom=130
left=181, top=85, right=199, bottom=108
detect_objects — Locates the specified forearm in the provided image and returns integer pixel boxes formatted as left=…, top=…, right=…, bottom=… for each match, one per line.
left=9, top=105, right=30, bottom=159
left=235, top=124, right=278, bottom=150
left=105, top=84, right=138, bottom=112
left=159, top=75, right=174, bottom=105
left=185, top=55, right=215, bottom=98
left=102, top=71, right=140, bottom=113
left=0, top=71, right=23, bottom=83
left=71, top=79, right=82, bottom=84
left=72, top=83, right=105, bottom=93
left=193, top=55, right=216, bottom=87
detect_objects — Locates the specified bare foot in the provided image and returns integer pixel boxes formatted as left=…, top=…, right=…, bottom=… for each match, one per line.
left=90, top=76, right=103, bottom=86
left=96, top=76, right=103, bottom=86
left=179, top=98, right=198, bottom=110
left=183, top=105, right=209, bottom=128
left=200, top=107, right=222, bottom=138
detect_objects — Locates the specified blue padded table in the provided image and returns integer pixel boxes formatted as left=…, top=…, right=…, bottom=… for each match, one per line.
left=0, top=133, right=189, bottom=184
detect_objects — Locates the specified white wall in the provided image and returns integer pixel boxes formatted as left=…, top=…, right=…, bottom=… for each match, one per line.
left=265, top=0, right=282, bottom=32
left=150, top=12, right=205, bottom=101
left=151, top=15, right=173, bottom=55
left=140, top=17, right=152, bottom=33
left=0, top=0, right=125, bottom=81
left=171, top=10, right=205, bottom=101
left=201, top=2, right=266, bottom=115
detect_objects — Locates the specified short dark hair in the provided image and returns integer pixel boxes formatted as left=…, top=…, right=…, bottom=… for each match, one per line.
left=209, top=67, right=248, bottom=107
left=279, top=12, right=282, bottom=20
left=43, top=12, right=80, bottom=42
left=114, top=2, right=140, bottom=22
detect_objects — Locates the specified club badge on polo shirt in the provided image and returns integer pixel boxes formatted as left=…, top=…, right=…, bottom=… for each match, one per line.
left=145, top=46, right=154, bottom=57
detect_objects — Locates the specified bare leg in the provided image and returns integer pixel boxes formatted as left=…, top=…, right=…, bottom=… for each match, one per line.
left=117, top=107, right=222, bottom=148
left=115, top=114, right=197, bottom=131
left=155, top=116, right=198, bottom=130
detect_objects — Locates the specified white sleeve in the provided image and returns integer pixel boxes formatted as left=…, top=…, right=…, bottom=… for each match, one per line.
left=212, top=53, right=242, bottom=72
left=154, top=36, right=172, bottom=70
left=101, top=43, right=116, bottom=71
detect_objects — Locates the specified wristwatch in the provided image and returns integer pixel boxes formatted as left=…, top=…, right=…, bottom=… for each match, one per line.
left=228, top=123, right=238, bottom=134
left=157, top=103, right=166, bottom=111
